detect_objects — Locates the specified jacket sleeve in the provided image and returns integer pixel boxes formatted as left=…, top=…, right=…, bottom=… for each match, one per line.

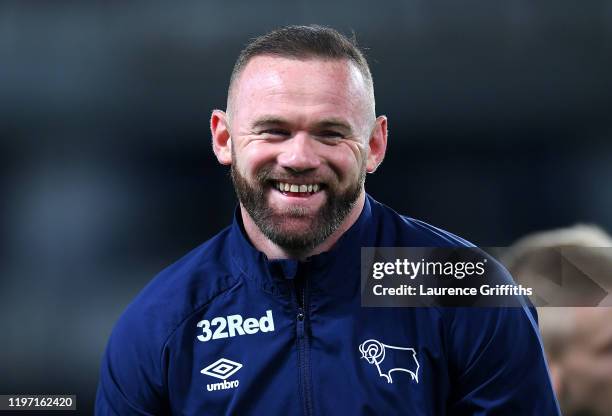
left=95, top=305, right=169, bottom=415
left=444, top=306, right=561, bottom=415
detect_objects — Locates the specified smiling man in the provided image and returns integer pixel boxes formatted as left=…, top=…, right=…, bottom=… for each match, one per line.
left=96, top=25, right=560, bottom=415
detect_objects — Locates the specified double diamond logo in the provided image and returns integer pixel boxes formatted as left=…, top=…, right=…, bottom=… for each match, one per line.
left=201, top=358, right=243, bottom=380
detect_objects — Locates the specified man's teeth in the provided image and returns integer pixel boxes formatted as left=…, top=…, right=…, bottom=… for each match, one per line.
left=276, top=182, right=320, bottom=193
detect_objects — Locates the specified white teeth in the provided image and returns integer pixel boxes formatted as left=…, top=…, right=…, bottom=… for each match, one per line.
left=276, top=182, right=321, bottom=193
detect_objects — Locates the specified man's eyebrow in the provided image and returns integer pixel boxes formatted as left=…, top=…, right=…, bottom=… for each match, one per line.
left=312, top=118, right=353, bottom=134
left=251, top=117, right=290, bottom=129
left=250, top=116, right=354, bottom=134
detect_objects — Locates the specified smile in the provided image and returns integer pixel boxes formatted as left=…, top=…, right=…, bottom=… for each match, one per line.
left=274, top=181, right=322, bottom=194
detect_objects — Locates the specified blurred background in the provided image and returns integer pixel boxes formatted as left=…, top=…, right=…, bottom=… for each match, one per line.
left=1, top=0, right=611, bottom=414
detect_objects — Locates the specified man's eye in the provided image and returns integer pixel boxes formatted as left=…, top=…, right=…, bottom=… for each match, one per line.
left=261, top=129, right=290, bottom=136
left=317, top=131, right=343, bottom=139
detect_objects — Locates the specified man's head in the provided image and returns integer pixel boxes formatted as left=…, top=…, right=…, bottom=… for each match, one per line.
left=210, top=25, right=387, bottom=256
left=226, top=25, right=376, bottom=121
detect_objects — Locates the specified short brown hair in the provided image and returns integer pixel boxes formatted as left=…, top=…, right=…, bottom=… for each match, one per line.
left=227, top=25, right=374, bottom=111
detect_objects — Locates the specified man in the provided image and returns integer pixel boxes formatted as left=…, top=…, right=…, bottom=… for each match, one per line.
left=96, top=25, right=560, bottom=415
left=503, top=224, right=612, bottom=416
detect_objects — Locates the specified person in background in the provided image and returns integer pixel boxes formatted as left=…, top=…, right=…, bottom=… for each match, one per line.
left=504, top=224, right=612, bottom=416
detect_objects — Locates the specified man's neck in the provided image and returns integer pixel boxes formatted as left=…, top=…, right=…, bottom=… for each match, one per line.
left=241, top=191, right=366, bottom=260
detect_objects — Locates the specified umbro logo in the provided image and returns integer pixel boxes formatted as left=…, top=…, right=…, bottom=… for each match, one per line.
left=201, top=358, right=242, bottom=379
left=201, top=358, right=242, bottom=391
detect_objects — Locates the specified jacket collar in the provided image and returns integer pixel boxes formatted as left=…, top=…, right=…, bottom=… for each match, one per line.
left=229, top=194, right=376, bottom=297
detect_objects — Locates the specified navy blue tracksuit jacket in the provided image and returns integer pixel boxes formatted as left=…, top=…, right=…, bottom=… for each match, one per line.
left=96, top=194, right=561, bottom=415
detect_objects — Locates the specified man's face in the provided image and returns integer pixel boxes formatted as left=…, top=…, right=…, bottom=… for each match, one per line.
left=223, top=56, right=375, bottom=253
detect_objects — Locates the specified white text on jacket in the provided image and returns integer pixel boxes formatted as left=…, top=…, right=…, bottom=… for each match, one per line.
left=197, top=310, right=275, bottom=342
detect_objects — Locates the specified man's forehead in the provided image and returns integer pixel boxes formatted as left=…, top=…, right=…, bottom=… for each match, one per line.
left=237, top=56, right=365, bottom=97
left=240, top=55, right=361, bottom=80
left=230, top=55, right=372, bottom=126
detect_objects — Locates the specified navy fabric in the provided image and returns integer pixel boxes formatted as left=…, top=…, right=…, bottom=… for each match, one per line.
left=95, top=194, right=561, bottom=415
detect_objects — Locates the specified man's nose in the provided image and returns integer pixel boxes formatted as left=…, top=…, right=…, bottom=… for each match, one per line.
left=277, top=133, right=321, bottom=172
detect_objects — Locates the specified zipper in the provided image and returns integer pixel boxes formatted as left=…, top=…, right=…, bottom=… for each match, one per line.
left=294, top=269, right=314, bottom=416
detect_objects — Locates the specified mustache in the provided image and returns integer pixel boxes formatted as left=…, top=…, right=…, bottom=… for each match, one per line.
left=255, top=167, right=330, bottom=185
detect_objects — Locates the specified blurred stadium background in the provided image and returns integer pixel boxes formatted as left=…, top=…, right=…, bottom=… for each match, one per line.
left=1, top=1, right=611, bottom=413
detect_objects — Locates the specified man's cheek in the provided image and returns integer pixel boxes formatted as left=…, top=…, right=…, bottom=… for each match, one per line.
left=245, top=142, right=279, bottom=163
left=333, top=151, right=365, bottom=179
left=338, top=139, right=366, bottom=164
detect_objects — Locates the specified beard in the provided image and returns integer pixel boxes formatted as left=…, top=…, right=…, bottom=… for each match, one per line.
left=230, top=157, right=365, bottom=255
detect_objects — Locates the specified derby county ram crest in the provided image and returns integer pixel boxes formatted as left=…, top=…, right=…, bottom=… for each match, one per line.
left=359, top=339, right=419, bottom=384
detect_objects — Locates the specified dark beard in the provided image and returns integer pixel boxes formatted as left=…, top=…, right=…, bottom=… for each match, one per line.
left=230, top=161, right=365, bottom=256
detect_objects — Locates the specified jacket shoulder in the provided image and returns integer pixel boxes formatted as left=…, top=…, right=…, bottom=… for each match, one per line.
left=109, top=225, right=241, bottom=360
left=97, top=225, right=242, bottom=413
left=369, top=197, right=474, bottom=247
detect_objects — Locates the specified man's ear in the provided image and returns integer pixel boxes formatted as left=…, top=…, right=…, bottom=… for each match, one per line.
left=366, top=115, right=388, bottom=173
left=211, top=110, right=232, bottom=165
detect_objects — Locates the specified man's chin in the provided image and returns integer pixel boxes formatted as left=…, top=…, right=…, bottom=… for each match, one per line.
left=268, top=214, right=318, bottom=232
left=261, top=215, right=324, bottom=246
